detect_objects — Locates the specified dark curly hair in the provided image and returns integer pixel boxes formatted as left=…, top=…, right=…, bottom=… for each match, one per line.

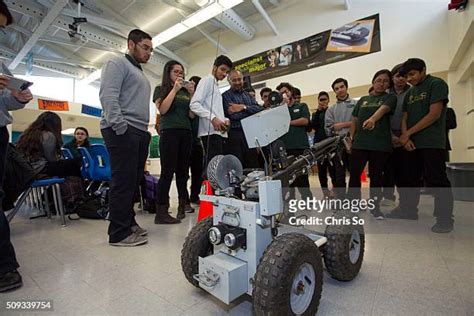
left=16, top=111, right=63, bottom=161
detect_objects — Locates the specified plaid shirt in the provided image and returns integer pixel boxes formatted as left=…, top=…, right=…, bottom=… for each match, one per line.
left=222, top=88, right=263, bottom=129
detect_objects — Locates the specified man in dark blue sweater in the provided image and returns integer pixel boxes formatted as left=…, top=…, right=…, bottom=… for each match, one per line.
left=222, top=70, right=263, bottom=168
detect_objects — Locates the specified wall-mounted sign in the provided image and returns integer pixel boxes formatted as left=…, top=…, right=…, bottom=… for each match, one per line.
left=38, top=99, right=69, bottom=111
left=233, top=14, right=381, bottom=84
left=81, top=104, right=102, bottom=117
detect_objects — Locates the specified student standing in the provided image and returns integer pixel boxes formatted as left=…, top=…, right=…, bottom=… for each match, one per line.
left=0, top=1, right=33, bottom=292
left=190, top=55, right=232, bottom=167
left=325, top=78, right=357, bottom=198
left=347, top=70, right=397, bottom=220
left=311, top=91, right=336, bottom=197
left=387, top=58, right=454, bottom=233
left=153, top=60, right=194, bottom=223
left=100, top=29, right=152, bottom=246
left=277, top=82, right=311, bottom=199
left=380, top=64, right=411, bottom=207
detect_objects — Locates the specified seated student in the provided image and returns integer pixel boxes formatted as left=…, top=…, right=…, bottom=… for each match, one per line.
left=16, top=111, right=81, bottom=178
left=347, top=69, right=397, bottom=220
left=62, top=127, right=90, bottom=159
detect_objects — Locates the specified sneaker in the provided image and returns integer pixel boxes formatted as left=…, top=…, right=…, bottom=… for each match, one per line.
left=380, top=198, right=397, bottom=208
left=386, top=207, right=418, bottom=220
left=185, top=204, right=195, bottom=214
left=131, top=225, right=148, bottom=237
left=431, top=222, right=453, bottom=233
left=0, top=270, right=23, bottom=292
left=110, top=233, right=148, bottom=247
left=371, top=209, right=385, bottom=220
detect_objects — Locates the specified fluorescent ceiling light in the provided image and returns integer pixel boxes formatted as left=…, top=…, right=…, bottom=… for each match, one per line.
left=152, top=0, right=243, bottom=46
left=82, top=0, right=243, bottom=85
left=81, top=69, right=101, bottom=85
left=61, top=128, right=76, bottom=135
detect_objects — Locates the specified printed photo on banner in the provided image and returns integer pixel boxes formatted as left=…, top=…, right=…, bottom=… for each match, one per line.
left=326, top=19, right=375, bottom=53
left=233, top=14, right=380, bottom=83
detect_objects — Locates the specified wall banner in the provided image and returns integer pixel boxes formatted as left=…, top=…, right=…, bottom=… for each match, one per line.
left=38, top=99, right=69, bottom=111
left=233, top=14, right=381, bottom=83
left=81, top=104, right=102, bottom=118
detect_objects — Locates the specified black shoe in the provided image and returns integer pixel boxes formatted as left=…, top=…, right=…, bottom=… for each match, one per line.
left=386, top=207, right=418, bottom=220
left=431, top=222, right=453, bottom=233
left=370, top=209, right=385, bottom=220
left=0, top=270, right=23, bottom=292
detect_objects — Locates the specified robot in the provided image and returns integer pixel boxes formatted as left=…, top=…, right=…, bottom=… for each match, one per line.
left=181, top=105, right=365, bottom=315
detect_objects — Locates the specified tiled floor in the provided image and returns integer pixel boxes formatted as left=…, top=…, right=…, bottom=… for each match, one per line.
left=3, top=176, right=473, bottom=316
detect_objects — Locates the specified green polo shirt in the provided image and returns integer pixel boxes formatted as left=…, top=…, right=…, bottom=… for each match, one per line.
left=352, top=93, right=397, bottom=152
left=402, top=75, right=448, bottom=149
left=280, top=102, right=310, bottom=149
left=153, top=86, right=192, bottom=131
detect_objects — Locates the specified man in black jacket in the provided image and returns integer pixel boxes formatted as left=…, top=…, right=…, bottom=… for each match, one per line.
left=310, top=91, right=335, bottom=197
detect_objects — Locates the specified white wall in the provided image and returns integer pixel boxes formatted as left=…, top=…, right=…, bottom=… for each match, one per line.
left=446, top=5, right=474, bottom=162
left=179, top=0, right=450, bottom=95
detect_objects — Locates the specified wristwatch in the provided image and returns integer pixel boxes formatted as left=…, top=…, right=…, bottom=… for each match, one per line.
left=243, top=105, right=247, bottom=111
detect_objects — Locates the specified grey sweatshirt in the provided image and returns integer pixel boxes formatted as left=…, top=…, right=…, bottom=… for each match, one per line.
left=324, top=96, right=357, bottom=136
left=99, top=55, right=151, bottom=135
left=0, top=63, right=27, bottom=127
left=30, top=131, right=59, bottom=174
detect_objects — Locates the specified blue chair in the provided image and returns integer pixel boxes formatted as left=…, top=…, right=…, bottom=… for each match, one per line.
left=78, top=144, right=111, bottom=182
left=6, top=177, right=67, bottom=226
left=61, top=148, right=74, bottom=160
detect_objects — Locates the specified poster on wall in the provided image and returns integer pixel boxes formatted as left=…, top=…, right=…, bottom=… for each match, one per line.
left=81, top=104, right=102, bottom=117
left=233, top=14, right=381, bottom=84
left=38, top=99, right=69, bottom=111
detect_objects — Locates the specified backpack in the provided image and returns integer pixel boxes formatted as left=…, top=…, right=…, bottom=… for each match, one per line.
left=71, top=186, right=109, bottom=220
left=60, top=176, right=85, bottom=212
left=143, top=172, right=159, bottom=213
left=2, top=143, right=40, bottom=211
left=144, top=172, right=159, bottom=200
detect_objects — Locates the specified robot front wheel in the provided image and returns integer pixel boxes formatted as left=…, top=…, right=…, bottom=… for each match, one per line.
left=253, top=233, right=324, bottom=316
left=181, top=217, right=214, bottom=287
left=322, top=211, right=365, bottom=281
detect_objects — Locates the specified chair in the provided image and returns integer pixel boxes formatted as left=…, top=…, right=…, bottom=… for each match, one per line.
left=78, top=144, right=111, bottom=183
left=61, top=147, right=74, bottom=160
left=6, top=177, right=67, bottom=226
left=78, top=144, right=144, bottom=211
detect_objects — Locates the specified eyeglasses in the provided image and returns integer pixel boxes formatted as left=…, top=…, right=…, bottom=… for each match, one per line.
left=136, top=43, right=154, bottom=53
left=319, top=98, right=328, bottom=102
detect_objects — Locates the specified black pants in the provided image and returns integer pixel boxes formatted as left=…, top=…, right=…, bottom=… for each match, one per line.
left=157, top=129, right=192, bottom=205
left=102, top=126, right=150, bottom=243
left=398, top=148, right=454, bottom=224
left=0, top=126, right=19, bottom=275
left=286, top=149, right=312, bottom=200
left=348, top=149, right=390, bottom=211
left=317, top=159, right=336, bottom=191
left=226, top=129, right=259, bottom=169
left=44, top=158, right=82, bottom=178
left=381, top=147, right=404, bottom=201
left=189, top=143, right=204, bottom=202
left=332, top=150, right=350, bottom=198
left=201, top=134, right=226, bottom=174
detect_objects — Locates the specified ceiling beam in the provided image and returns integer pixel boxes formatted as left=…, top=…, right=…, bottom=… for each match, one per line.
left=60, top=9, right=135, bottom=31
left=8, top=0, right=69, bottom=70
